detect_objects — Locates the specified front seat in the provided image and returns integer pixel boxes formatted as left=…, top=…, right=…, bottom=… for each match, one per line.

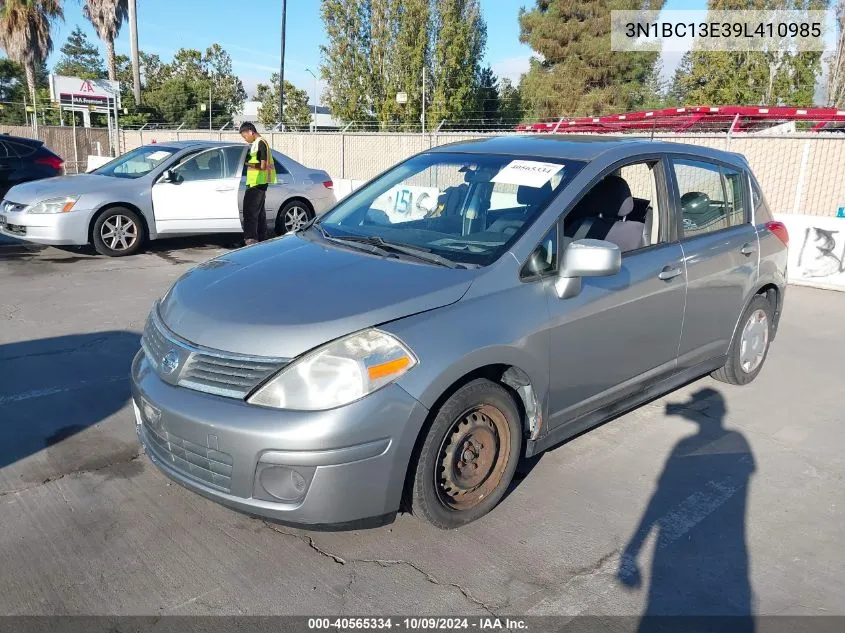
left=566, top=175, right=646, bottom=253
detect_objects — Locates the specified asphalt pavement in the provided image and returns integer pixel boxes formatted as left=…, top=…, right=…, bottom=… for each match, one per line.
left=0, top=240, right=842, bottom=618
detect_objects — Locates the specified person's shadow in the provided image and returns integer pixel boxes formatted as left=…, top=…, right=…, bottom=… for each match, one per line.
left=616, top=388, right=756, bottom=633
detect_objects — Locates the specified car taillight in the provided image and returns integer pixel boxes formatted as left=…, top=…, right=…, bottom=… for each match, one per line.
left=322, top=180, right=333, bottom=189
left=765, top=221, right=789, bottom=247
left=35, top=155, right=64, bottom=171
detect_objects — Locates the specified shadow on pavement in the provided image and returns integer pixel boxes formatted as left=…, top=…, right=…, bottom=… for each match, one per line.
left=616, top=388, right=756, bottom=633
left=0, top=331, right=140, bottom=476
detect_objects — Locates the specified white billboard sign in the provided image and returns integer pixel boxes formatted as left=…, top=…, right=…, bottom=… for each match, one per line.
left=49, top=75, right=120, bottom=112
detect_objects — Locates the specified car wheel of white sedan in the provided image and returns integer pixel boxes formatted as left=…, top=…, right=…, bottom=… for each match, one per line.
left=92, top=207, right=145, bottom=257
left=277, top=200, right=314, bottom=235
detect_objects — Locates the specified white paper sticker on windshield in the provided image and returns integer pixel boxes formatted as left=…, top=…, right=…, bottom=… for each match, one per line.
left=491, top=160, right=563, bottom=188
left=147, top=151, right=172, bottom=161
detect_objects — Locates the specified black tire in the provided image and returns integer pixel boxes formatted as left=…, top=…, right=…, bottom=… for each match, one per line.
left=276, top=200, right=314, bottom=235
left=712, top=294, right=774, bottom=386
left=409, top=379, right=522, bottom=529
left=92, top=207, right=145, bottom=257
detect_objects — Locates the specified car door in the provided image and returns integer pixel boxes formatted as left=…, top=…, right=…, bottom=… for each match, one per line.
left=668, top=157, right=759, bottom=371
left=151, top=147, right=243, bottom=234
left=544, top=156, right=687, bottom=430
left=0, top=142, right=20, bottom=200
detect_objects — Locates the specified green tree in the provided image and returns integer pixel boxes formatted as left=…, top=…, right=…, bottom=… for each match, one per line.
left=83, top=0, right=127, bottom=81
left=475, top=66, right=499, bottom=122
left=430, top=0, right=486, bottom=125
left=140, top=46, right=246, bottom=127
left=518, top=0, right=665, bottom=118
left=670, top=0, right=829, bottom=107
left=320, top=0, right=370, bottom=123
left=498, top=77, right=523, bottom=123
left=389, top=0, right=430, bottom=127
left=0, top=0, right=64, bottom=102
left=256, top=74, right=311, bottom=128
left=54, top=26, right=106, bottom=79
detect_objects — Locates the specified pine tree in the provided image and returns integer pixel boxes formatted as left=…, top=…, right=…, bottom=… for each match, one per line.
left=518, top=0, right=665, bottom=118
left=828, top=0, right=845, bottom=107
left=670, top=0, right=829, bottom=107
left=476, top=66, right=499, bottom=122
left=54, top=26, right=107, bottom=79
left=498, top=77, right=523, bottom=123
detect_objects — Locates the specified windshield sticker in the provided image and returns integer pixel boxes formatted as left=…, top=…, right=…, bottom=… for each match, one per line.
left=491, top=160, right=564, bottom=188
left=147, top=151, right=172, bottom=161
left=371, top=185, right=441, bottom=223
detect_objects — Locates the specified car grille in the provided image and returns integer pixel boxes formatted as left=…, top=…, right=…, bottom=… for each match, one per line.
left=141, top=308, right=287, bottom=399
left=142, top=420, right=233, bottom=492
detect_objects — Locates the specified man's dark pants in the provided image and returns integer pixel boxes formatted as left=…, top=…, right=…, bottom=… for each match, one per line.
left=242, top=185, right=268, bottom=242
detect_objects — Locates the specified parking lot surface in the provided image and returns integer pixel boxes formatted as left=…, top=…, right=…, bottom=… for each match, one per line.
left=1, top=240, right=843, bottom=617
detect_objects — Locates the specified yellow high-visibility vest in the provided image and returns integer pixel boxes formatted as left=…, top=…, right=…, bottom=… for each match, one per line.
left=246, top=137, right=277, bottom=187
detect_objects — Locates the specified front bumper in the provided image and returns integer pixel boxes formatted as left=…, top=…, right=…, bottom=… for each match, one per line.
left=0, top=207, right=91, bottom=245
left=130, top=350, right=429, bottom=527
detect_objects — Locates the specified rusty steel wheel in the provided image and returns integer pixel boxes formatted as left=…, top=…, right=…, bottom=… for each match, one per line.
left=436, top=404, right=511, bottom=511
left=409, top=378, right=522, bottom=529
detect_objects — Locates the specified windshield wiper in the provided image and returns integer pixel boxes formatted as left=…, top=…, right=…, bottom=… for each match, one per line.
left=333, top=235, right=466, bottom=269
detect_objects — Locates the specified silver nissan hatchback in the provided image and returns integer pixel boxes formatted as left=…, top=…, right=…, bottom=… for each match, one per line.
left=131, top=136, right=788, bottom=529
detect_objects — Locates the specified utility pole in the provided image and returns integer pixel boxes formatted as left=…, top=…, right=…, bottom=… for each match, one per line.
left=129, top=0, right=142, bottom=105
left=422, top=66, right=426, bottom=133
left=306, top=67, right=317, bottom=131
left=209, top=86, right=212, bottom=131
left=279, top=0, right=287, bottom=131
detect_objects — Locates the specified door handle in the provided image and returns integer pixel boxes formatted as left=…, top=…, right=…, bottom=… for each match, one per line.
left=215, top=186, right=235, bottom=192
left=740, top=242, right=756, bottom=256
left=658, top=265, right=683, bottom=281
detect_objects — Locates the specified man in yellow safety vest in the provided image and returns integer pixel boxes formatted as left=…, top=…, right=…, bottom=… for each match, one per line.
left=239, top=122, right=277, bottom=245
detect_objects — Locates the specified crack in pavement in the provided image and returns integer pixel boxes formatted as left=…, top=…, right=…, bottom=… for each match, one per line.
left=262, top=522, right=498, bottom=615
left=0, top=452, right=143, bottom=497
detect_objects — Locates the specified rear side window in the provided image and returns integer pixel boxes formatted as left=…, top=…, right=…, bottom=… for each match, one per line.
left=274, top=155, right=289, bottom=175
left=721, top=167, right=747, bottom=226
left=6, top=141, right=37, bottom=157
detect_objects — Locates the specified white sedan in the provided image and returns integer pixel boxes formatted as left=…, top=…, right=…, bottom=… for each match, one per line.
left=0, top=141, right=336, bottom=256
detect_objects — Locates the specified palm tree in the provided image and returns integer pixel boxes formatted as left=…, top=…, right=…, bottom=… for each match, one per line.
left=84, top=0, right=128, bottom=81
left=0, top=0, right=64, bottom=103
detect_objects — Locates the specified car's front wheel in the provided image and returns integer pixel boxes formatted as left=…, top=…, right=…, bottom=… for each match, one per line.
left=276, top=200, right=314, bottom=235
left=712, top=294, right=774, bottom=386
left=409, top=379, right=522, bottom=529
left=92, top=207, right=145, bottom=257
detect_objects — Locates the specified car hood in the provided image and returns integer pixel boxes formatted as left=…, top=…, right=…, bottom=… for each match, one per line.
left=158, top=234, right=475, bottom=358
left=4, top=174, right=129, bottom=204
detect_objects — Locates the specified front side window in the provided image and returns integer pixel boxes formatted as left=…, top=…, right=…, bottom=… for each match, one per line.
left=93, top=145, right=178, bottom=179
left=672, top=159, right=729, bottom=238
left=173, top=149, right=226, bottom=182
left=221, top=145, right=246, bottom=178
left=317, top=152, right=586, bottom=267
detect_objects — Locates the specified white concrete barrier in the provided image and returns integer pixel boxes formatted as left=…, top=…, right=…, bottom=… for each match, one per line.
left=333, top=179, right=365, bottom=202
left=86, top=155, right=111, bottom=172
left=775, top=213, right=845, bottom=292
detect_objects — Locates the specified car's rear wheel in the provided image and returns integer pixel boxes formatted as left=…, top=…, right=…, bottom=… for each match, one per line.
left=712, top=294, right=773, bottom=386
left=276, top=200, right=314, bottom=235
left=92, top=207, right=145, bottom=257
left=409, top=379, right=522, bottom=529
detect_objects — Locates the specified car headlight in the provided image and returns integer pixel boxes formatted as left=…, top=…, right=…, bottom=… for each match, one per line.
left=27, top=196, right=79, bottom=214
left=248, top=329, right=417, bottom=410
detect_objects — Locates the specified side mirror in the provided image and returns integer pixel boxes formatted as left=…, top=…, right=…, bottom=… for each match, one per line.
left=160, top=169, right=179, bottom=184
left=554, top=239, right=621, bottom=299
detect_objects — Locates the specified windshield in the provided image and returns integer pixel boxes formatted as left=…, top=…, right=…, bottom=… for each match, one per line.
left=316, top=152, right=586, bottom=267
left=93, top=145, right=178, bottom=179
